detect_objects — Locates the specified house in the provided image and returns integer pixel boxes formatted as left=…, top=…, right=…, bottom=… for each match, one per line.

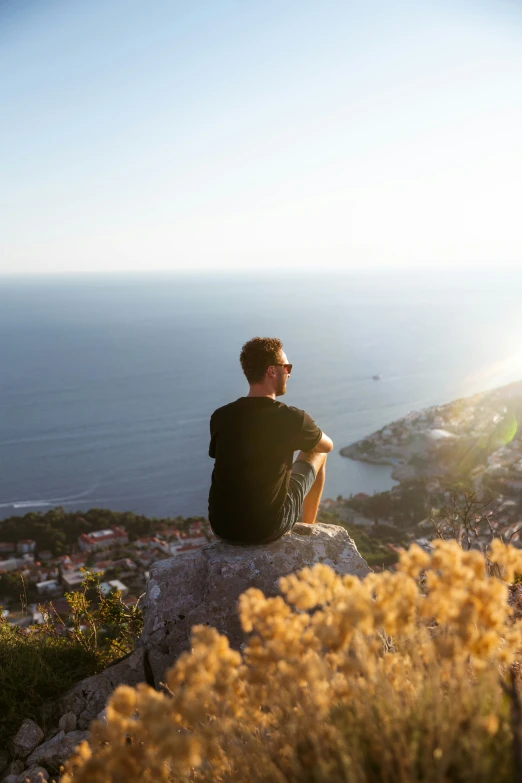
left=0, top=558, right=21, bottom=572
left=136, top=537, right=169, bottom=554
left=59, top=554, right=87, bottom=573
left=0, top=542, right=15, bottom=555
left=78, top=526, right=128, bottom=552
left=93, top=559, right=115, bottom=571
left=61, top=566, right=103, bottom=590
left=161, top=526, right=183, bottom=539
left=100, top=580, right=129, bottom=598
left=320, top=498, right=339, bottom=509
left=6, top=610, right=32, bottom=628
left=177, top=532, right=207, bottom=546
left=113, top=558, right=137, bottom=572
left=0, top=554, right=34, bottom=572
left=136, top=552, right=156, bottom=568
left=61, top=571, right=88, bottom=591
left=136, top=550, right=170, bottom=567
left=36, top=579, right=61, bottom=596
left=16, top=539, right=36, bottom=554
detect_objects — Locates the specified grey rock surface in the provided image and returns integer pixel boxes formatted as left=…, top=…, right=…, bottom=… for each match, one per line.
left=3, top=776, right=19, bottom=783
left=140, top=522, right=370, bottom=686
left=55, top=647, right=146, bottom=730
left=58, top=712, right=77, bottom=733
left=16, top=767, right=49, bottom=783
left=5, top=761, right=24, bottom=777
left=25, top=732, right=63, bottom=767
left=26, top=731, right=87, bottom=768
left=11, top=721, right=44, bottom=760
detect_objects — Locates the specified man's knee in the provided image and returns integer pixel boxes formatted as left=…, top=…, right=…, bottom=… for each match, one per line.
left=295, top=450, right=327, bottom=476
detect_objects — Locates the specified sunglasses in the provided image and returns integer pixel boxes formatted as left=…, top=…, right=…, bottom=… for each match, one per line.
left=274, top=363, right=292, bottom=374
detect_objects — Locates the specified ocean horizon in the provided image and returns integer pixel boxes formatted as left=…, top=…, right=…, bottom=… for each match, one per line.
left=1, top=268, right=522, bottom=522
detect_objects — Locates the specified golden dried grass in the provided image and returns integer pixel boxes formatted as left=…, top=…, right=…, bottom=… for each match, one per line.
left=61, top=540, right=522, bottom=783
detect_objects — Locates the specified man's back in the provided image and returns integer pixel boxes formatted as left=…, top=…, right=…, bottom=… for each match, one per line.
left=208, top=396, right=322, bottom=543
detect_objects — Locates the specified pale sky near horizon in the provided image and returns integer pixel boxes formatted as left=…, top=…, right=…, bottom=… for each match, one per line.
left=2, top=0, right=522, bottom=275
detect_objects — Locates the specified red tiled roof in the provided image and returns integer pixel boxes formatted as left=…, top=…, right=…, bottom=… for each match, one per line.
left=80, top=527, right=128, bottom=545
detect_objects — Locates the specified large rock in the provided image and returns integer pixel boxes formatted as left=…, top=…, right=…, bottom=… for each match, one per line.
left=54, top=647, right=146, bottom=730
left=139, top=522, right=370, bottom=686
left=58, top=712, right=77, bottom=733
left=26, top=731, right=87, bottom=769
left=4, top=761, right=24, bottom=778
left=16, top=767, right=49, bottom=783
left=11, top=720, right=44, bottom=759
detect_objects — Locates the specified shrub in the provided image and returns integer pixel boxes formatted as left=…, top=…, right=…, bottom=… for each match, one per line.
left=61, top=540, right=522, bottom=783
left=40, top=570, right=143, bottom=665
left=0, top=618, right=99, bottom=747
left=0, top=571, right=142, bottom=747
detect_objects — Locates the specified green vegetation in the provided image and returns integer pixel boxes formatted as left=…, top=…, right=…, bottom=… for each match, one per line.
left=0, top=570, right=142, bottom=748
left=0, top=618, right=99, bottom=748
left=60, top=541, right=522, bottom=783
left=318, top=510, right=403, bottom=568
left=0, top=506, right=207, bottom=555
left=341, top=480, right=430, bottom=528
left=0, top=571, right=29, bottom=601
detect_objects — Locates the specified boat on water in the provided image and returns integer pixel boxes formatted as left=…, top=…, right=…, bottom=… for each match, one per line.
left=372, top=374, right=381, bottom=381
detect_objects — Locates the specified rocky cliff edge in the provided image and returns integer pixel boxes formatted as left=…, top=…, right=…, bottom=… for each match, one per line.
left=138, top=522, right=371, bottom=686
left=2, top=523, right=369, bottom=780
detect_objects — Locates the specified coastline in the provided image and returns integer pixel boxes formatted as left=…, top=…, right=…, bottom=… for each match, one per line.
left=340, top=379, right=522, bottom=486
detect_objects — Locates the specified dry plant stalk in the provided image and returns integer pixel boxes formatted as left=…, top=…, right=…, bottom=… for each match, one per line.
left=61, top=539, right=522, bottom=783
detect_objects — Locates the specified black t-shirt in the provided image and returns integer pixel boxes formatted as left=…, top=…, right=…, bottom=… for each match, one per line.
left=208, top=397, right=322, bottom=543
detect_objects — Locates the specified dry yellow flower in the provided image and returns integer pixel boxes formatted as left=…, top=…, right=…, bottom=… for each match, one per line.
left=60, top=538, right=522, bottom=783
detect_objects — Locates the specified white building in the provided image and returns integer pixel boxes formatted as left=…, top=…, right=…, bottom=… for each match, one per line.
left=0, top=553, right=34, bottom=572
left=16, top=539, right=36, bottom=554
left=36, top=579, right=60, bottom=596
left=78, top=527, right=128, bottom=552
left=100, top=580, right=129, bottom=598
left=61, top=569, right=105, bottom=591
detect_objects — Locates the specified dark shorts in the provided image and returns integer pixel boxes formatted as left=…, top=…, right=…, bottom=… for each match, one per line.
left=256, top=459, right=317, bottom=544
left=211, top=460, right=317, bottom=546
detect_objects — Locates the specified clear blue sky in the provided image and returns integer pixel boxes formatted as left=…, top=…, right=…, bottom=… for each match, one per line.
left=1, top=0, right=521, bottom=274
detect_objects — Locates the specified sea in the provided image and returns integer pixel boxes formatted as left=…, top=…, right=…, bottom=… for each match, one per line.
left=1, top=268, right=522, bottom=522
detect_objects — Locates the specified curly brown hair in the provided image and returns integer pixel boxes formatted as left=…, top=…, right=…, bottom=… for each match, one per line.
left=239, top=337, right=283, bottom=385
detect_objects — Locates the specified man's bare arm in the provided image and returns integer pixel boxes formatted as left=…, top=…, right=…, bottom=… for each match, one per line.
left=311, top=432, right=334, bottom=453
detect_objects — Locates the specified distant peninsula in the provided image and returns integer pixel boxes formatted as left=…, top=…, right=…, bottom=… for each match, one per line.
left=341, top=380, right=522, bottom=487
left=311, top=380, right=522, bottom=562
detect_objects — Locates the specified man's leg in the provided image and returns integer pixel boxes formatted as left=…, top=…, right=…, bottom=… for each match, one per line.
left=294, top=451, right=327, bottom=524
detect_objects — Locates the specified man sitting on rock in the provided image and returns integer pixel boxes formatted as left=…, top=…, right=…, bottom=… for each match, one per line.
left=208, top=336, right=333, bottom=544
